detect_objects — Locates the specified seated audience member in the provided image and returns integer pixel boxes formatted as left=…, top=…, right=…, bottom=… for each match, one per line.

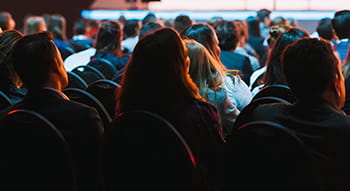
left=182, top=23, right=252, bottom=113
left=287, top=17, right=298, bottom=27
left=47, top=14, right=75, bottom=59
left=214, top=20, right=253, bottom=84
left=68, top=18, right=95, bottom=52
left=23, top=15, right=47, bottom=35
left=117, top=28, right=225, bottom=190
left=249, top=24, right=292, bottom=91
left=91, top=21, right=129, bottom=70
left=247, top=38, right=350, bottom=191
left=0, top=32, right=104, bottom=191
left=142, top=12, right=157, bottom=26
left=246, top=16, right=268, bottom=66
left=0, top=30, right=26, bottom=103
left=174, top=15, right=193, bottom=34
left=185, top=39, right=239, bottom=139
left=332, top=10, right=350, bottom=63
left=207, top=16, right=224, bottom=27
left=256, top=8, right=272, bottom=39
left=139, top=22, right=162, bottom=39
left=271, top=16, right=287, bottom=26
left=0, top=12, right=16, bottom=31
left=251, top=28, right=309, bottom=96
left=234, top=20, right=260, bottom=71
left=121, top=19, right=140, bottom=53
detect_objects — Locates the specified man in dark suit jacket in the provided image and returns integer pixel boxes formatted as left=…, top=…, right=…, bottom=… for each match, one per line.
left=227, top=38, right=350, bottom=191
left=215, top=20, right=253, bottom=85
left=0, top=32, right=104, bottom=191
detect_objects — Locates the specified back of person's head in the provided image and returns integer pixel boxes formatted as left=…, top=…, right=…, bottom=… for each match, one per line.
left=215, top=20, right=240, bottom=51
left=163, top=19, right=174, bottom=28
left=317, top=18, right=336, bottom=41
left=120, top=28, right=200, bottom=112
left=332, top=12, right=350, bottom=39
left=257, top=9, right=271, bottom=22
left=207, top=16, right=224, bottom=27
left=181, top=24, right=221, bottom=61
left=139, top=22, right=162, bottom=39
left=264, top=28, right=309, bottom=85
left=267, top=24, right=292, bottom=48
left=72, top=18, right=89, bottom=35
left=184, top=39, right=225, bottom=99
left=24, top=16, right=47, bottom=35
left=234, top=20, right=249, bottom=47
left=286, top=17, right=298, bottom=27
left=142, top=13, right=157, bottom=26
left=95, top=21, right=123, bottom=57
left=334, top=9, right=350, bottom=17
left=123, top=19, right=140, bottom=38
left=11, top=32, right=67, bottom=89
left=271, top=16, right=287, bottom=26
left=246, top=16, right=261, bottom=37
left=0, top=30, right=23, bottom=89
left=282, top=38, right=344, bottom=108
left=47, top=14, right=67, bottom=41
left=174, top=15, right=193, bottom=34
left=0, top=12, right=15, bottom=30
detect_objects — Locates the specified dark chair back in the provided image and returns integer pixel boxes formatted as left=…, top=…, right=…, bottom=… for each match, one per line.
left=222, top=121, right=320, bottom=191
left=233, top=96, right=291, bottom=130
left=87, top=79, right=121, bottom=118
left=63, top=88, right=112, bottom=129
left=66, top=71, right=88, bottom=89
left=101, top=110, right=204, bottom=191
left=71, top=65, right=105, bottom=86
left=253, top=84, right=296, bottom=103
left=0, top=109, right=76, bottom=191
left=88, top=58, right=118, bottom=80
left=0, top=90, right=13, bottom=110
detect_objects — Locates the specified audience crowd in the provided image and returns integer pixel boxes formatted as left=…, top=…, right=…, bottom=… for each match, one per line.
left=1, top=8, right=350, bottom=191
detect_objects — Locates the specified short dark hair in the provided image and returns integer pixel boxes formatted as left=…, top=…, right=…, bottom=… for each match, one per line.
left=139, top=22, right=162, bottom=39
left=215, top=20, right=239, bottom=51
left=123, top=19, right=140, bottom=38
left=257, top=9, right=271, bottom=22
left=73, top=18, right=88, bottom=35
left=12, top=32, right=57, bottom=89
left=174, top=15, right=192, bottom=33
left=281, top=38, right=339, bottom=101
left=142, top=13, right=157, bottom=26
left=332, top=12, right=350, bottom=39
left=0, top=12, right=12, bottom=30
left=316, top=18, right=334, bottom=41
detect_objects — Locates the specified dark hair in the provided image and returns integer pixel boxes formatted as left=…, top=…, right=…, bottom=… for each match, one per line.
left=332, top=12, right=350, bottom=39
left=271, top=16, right=287, bottom=26
left=257, top=9, right=271, bottom=22
left=246, top=16, right=261, bottom=37
left=174, top=15, right=192, bottom=34
left=119, top=28, right=201, bottom=113
left=123, top=19, right=140, bottom=38
left=0, top=30, right=23, bottom=90
left=215, top=20, right=239, bottom=51
left=95, top=21, right=123, bottom=57
left=317, top=18, right=335, bottom=41
left=264, top=28, right=309, bottom=85
left=142, top=13, right=157, bottom=26
left=12, top=32, right=57, bottom=89
left=181, top=24, right=220, bottom=60
left=282, top=38, right=342, bottom=102
left=139, top=22, right=162, bottom=39
left=73, top=18, right=89, bottom=35
left=334, top=9, right=350, bottom=17
left=47, top=14, right=67, bottom=41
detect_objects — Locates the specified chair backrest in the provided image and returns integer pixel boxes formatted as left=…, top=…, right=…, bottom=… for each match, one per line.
left=88, top=58, right=118, bottom=80
left=86, top=79, right=121, bottom=118
left=71, top=65, right=105, bottom=86
left=233, top=96, right=291, bottom=129
left=222, top=121, right=320, bottom=191
left=0, top=109, right=76, bottom=191
left=0, top=90, right=13, bottom=110
left=66, top=71, right=89, bottom=89
left=63, top=88, right=112, bottom=129
left=101, top=110, right=205, bottom=191
left=253, top=84, right=297, bottom=103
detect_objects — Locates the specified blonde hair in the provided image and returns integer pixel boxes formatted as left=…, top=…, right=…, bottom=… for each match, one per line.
left=185, top=39, right=226, bottom=100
